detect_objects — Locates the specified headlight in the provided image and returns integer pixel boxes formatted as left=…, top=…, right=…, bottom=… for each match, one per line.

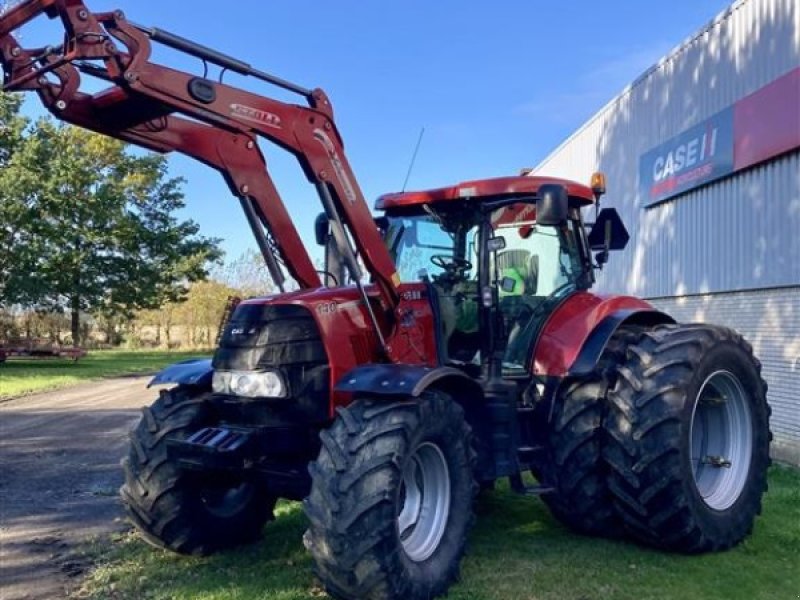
left=212, top=370, right=286, bottom=398
left=212, top=371, right=231, bottom=394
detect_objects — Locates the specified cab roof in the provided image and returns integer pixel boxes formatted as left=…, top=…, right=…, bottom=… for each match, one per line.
left=375, top=176, right=596, bottom=211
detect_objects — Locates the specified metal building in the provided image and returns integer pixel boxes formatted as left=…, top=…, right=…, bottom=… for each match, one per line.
left=532, top=0, right=800, bottom=464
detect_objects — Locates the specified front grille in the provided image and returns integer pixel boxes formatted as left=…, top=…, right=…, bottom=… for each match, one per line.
left=212, top=303, right=330, bottom=424
left=213, top=304, right=325, bottom=371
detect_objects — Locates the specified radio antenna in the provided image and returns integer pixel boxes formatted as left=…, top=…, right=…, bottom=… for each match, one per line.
left=401, top=127, right=425, bottom=192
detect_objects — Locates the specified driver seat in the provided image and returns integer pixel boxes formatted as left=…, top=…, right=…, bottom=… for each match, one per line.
left=497, top=250, right=531, bottom=285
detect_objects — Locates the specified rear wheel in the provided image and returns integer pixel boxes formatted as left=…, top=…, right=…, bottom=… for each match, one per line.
left=541, top=378, right=618, bottom=536
left=603, top=324, right=771, bottom=552
left=304, top=391, right=478, bottom=600
left=540, top=327, right=639, bottom=537
left=121, top=385, right=276, bottom=555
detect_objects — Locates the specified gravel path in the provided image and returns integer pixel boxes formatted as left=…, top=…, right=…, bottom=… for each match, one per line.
left=0, top=377, right=156, bottom=600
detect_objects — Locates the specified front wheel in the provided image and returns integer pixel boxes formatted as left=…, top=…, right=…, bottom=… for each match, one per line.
left=121, top=385, right=276, bottom=555
left=603, top=324, right=771, bottom=552
left=304, top=391, right=478, bottom=600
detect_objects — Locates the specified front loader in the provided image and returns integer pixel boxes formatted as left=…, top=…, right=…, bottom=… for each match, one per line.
left=0, top=3, right=771, bottom=599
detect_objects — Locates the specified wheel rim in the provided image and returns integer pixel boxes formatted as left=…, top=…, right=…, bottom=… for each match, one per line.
left=690, top=370, right=753, bottom=510
left=396, top=442, right=451, bottom=562
left=201, top=482, right=253, bottom=518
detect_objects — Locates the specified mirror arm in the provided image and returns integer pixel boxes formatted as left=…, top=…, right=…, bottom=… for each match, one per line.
left=592, top=220, right=612, bottom=270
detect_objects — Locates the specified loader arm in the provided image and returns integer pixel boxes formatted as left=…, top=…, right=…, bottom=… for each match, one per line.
left=0, top=0, right=401, bottom=316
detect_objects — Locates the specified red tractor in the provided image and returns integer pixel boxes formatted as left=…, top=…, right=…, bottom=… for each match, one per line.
left=0, top=3, right=771, bottom=599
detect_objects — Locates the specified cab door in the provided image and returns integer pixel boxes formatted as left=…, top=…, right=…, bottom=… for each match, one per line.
left=488, top=203, right=588, bottom=372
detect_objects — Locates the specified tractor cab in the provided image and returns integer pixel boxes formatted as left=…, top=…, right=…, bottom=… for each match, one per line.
left=375, top=176, right=608, bottom=372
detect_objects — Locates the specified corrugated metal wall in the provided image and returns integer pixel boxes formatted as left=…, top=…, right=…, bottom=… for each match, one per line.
left=652, top=287, right=800, bottom=465
left=531, top=0, right=800, bottom=463
left=533, top=0, right=800, bottom=298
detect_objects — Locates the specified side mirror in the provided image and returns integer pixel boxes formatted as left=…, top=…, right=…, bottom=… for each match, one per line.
left=314, top=212, right=329, bottom=246
left=536, top=184, right=569, bottom=226
left=588, top=208, right=629, bottom=251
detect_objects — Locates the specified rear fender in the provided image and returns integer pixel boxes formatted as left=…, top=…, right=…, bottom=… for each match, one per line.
left=147, top=358, right=213, bottom=389
left=568, top=309, right=675, bottom=377
left=532, top=292, right=673, bottom=377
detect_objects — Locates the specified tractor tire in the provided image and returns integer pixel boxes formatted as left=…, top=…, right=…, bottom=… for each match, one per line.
left=121, top=385, right=276, bottom=555
left=303, top=391, right=478, bottom=600
left=540, top=327, right=639, bottom=538
left=603, top=324, right=771, bottom=552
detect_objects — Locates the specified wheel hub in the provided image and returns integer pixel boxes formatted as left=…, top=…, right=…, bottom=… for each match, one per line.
left=397, top=442, right=451, bottom=562
left=201, top=481, right=254, bottom=518
left=690, top=370, right=754, bottom=510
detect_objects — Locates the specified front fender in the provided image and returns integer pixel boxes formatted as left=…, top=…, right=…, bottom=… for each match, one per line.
left=335, top=364, right=483, bottom=401
left=148, top=358, right=213, bottom=388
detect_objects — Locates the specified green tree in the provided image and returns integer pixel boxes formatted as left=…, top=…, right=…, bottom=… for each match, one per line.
left=0, top=92, right=31, bottom=303
left=1, top=121, right=221, bottom=345
left=174, top=280, right=238, bottom=348
left=213, top=248, right=275, bottom=297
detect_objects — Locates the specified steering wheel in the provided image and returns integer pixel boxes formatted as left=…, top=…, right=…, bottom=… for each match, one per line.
left=430, top=254, right=472, bottom=277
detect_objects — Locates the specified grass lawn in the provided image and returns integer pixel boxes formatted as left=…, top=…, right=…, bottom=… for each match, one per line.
left=75, top=465, right=799, bottom=600
left=0, top=350, right=210, bottom=400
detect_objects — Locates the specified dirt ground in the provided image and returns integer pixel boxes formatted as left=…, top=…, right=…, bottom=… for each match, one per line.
left=0, top=376, right=158, bottom=600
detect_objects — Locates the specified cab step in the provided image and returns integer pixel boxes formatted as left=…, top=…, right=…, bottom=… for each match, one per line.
left=509, top=473, right=555, bottom=496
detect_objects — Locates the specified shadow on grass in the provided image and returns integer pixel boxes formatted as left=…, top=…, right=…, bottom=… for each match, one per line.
left=76, top=466, right=800, bottom=600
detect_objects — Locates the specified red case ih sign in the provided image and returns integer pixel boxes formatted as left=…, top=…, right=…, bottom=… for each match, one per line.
left=640, top=67, right=800, bottom=207
left=640, top=108, right=734, bottom=206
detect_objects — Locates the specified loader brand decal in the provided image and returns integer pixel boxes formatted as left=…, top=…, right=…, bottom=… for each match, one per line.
left=230, top=104, right=282, bottom=129
left=313, top=129, right=358, bottom=204
left=639, top=107, right=734, bottom=207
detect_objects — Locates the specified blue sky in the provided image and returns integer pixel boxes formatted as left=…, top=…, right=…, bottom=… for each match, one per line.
left=15, top=0, right=731, bottom=266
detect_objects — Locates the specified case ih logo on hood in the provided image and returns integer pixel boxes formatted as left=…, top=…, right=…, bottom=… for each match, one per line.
left=230, top=104, right=282, bottom=129
left=639, top=106, right=734, bottom=207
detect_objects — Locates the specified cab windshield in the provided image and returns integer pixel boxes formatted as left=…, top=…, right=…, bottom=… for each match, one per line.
left=385, top=214, right=474, bottom=282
